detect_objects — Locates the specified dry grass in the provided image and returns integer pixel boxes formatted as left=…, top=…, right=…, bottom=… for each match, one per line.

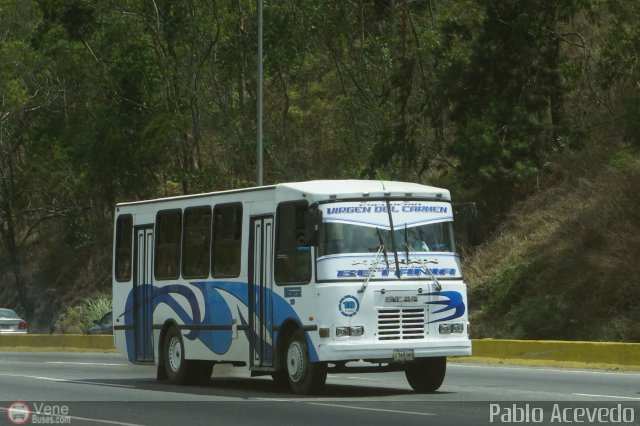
left=466, top=147, right=640, bottom=342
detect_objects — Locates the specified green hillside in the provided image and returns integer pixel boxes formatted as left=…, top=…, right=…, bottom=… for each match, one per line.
left=467, top=147, right=640, bottom=341
left=1, top=1, right=639, bottom=339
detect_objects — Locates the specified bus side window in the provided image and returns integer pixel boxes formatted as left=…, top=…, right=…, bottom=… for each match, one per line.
left=274, top=202, right=311, bottom=285
left=155, top=210, right=182, bottom=280
left=212, top=203, right=242, bottom=277
left=115, top=214, right=132, bottom=282
left=182, top=206, right=211, bottom=278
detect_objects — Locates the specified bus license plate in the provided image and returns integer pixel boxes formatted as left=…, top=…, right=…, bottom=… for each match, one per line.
left=392, top=349, right=414, bottom=362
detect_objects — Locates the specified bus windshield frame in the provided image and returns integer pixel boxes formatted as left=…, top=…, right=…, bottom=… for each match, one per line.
left=316, top=199, right=457, bottom=281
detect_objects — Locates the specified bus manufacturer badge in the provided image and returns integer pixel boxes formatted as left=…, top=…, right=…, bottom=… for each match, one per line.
left=385, top=295, right=418, bottom=303
left=338, top=295, right=360, bottom=317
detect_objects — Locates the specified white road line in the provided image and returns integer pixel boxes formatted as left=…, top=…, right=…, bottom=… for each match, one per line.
left=0, top=408, right=147, bottom=426
left=252, top=397, right=433, bottom=403
left=0, top=373, right=60, bottom=381
left=62, top=380, right=135, bottom=388
left=451, top=364, right=640, bottom=376
left=253, top=397, right=290, bottom=402
left=326, top=374, right=381, bottom=381
left=344, top=376, right=379, bottom=381
left=306, top=402, right=434, bottom=416
left=45, top=361, right=127, bottom=366
left=573, top=393, right=640, bottom=401
left=56, top=415, right=146, bottom=426
left=0, top=373, right=135, bottom=388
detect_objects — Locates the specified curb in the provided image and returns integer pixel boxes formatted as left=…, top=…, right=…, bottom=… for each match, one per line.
left=0, top=334, right=116, bottom=352
left=471, top=339, right=640, bottom=368
left=1, top=336, right=639, bottom=370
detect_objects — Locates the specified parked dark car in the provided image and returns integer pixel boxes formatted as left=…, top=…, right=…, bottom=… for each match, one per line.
left=0, top=308, right=27, bottom=334
left=87, top=311, right=113, bottom=335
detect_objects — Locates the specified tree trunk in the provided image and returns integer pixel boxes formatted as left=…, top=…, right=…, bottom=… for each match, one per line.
left=1, top=201, right=32, bottom=318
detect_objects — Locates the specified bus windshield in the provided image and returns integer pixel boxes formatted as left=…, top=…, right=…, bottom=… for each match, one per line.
left=321, top=199, right=454, bottom=250
left=314, top=200, right=461, bottom=281
left=315, top=200, right=459, bottom=281
left=319, top=221, right=454, bottom=257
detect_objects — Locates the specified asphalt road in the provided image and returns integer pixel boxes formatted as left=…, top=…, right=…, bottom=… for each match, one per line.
left=0, top=352, right=638, bottom=426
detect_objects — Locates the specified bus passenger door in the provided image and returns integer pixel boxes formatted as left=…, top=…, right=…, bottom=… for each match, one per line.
left=134, top=226, right=154, bottom=362
left=249, top=216, right=274, bottom=368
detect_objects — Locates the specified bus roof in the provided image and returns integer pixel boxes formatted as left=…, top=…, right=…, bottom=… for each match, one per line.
left=115, top=180, right=450, bottom=207
left=279, top=180, right=450, bottom=203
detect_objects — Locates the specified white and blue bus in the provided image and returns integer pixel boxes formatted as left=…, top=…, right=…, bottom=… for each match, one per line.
left=112, top=180, right=471, bottom=394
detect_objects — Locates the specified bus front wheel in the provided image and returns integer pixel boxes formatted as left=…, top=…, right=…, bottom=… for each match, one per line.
left=405, top=356, right=446, bottom=393
left=286, top=329, right=327, bottom=394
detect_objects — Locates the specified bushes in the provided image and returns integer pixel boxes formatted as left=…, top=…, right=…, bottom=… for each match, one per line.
left=467, top=148, right=640, bottom=342
left=56, top=296, right=111, bottom=334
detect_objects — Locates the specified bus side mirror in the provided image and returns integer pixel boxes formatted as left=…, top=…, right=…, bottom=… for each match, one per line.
left=304, top=207, right=322, bottom=246
left=466, top=204, right=482, bottom=246
left=454, top=202, right=483, bottom=247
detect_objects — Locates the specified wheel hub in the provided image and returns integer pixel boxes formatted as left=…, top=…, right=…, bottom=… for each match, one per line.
left=168, top=336, right=182, bottom=373
left=287, top=341, right=305, bottom=383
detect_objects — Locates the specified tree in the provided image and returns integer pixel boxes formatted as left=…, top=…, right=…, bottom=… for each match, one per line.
left=0, top=0, right=66, bottom=316
left=451, top=0, right=577, bottom=207
left=599, top=0, right=640, bottom=147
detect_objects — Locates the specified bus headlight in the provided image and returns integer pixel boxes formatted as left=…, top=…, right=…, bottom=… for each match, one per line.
left=439, top=324, right=452, bottom=334
left=336, top=327, right=350, bottom=337
left=451, top=323, right=464, bottom=334
left=336, top=326, right=364, bottom=337
left=350, top=326, right=364, bottom=336
left=439, top=323, right=464, bottom=334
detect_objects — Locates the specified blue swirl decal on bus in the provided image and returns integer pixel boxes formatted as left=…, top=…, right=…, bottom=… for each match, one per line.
left=420, top=291, right=465, bottom=323
left=122, top=281, right=318, bottom=362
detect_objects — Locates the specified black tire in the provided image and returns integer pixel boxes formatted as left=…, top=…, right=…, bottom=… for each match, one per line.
left=405, top=356, right=446, bottom=393
left=285, top=329, right=327, bottom=395
left=163, top=326, right=213, bottom=385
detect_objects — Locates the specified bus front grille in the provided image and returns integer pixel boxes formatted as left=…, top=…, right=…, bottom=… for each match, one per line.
left=377, top=308, right=425, bottom=340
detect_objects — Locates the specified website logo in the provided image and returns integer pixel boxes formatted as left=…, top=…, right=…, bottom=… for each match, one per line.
left=7, top=402, right=30, bottom=425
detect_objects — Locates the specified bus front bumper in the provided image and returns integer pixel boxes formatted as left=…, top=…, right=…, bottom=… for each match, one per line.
left=316, top=338, right=472, bottom=362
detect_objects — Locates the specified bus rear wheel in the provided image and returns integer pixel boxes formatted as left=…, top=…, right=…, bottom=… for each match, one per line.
left=405, top=356, right=446, bottom=393
left=286, top=329, right=326, bottom=394
left=164, top=326, right=213, bottom=385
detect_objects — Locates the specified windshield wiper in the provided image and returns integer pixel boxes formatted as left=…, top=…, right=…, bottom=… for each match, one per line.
left=358, top=244, right=386, bottom=293
left=422, top=258, right=442, bottom=291
left=402, top=242, right=442, bottom=292
left=404, top=224, right=409, bottom=264
left=384, top=200, right=402, bottom=278
left=359, top=228, right=390, bottom=293
left=376, top=227, right=390, bottom=270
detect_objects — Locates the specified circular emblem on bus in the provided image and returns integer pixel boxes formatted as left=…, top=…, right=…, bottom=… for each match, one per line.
left=338, top=295, right=360, bottom=317
left=7, top=402, right=30, bottom=425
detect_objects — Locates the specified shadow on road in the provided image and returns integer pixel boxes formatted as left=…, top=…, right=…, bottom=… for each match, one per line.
left=65, top=375, right=451, bottom=399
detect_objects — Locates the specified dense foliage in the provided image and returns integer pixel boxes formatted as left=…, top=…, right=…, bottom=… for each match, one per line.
left=1, top=0, right=638, bottom=338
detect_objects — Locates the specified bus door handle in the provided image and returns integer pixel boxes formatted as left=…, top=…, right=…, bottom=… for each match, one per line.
left=231, top=318, right=238, bottom=339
